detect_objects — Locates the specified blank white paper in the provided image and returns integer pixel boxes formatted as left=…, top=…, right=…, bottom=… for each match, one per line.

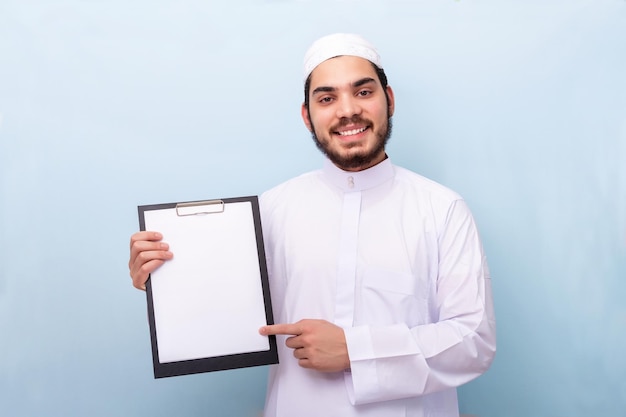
left=144, top=201, right=270, bottom=363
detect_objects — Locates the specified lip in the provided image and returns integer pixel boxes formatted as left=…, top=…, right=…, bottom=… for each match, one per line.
left=333, top=125, right=369, bottom=140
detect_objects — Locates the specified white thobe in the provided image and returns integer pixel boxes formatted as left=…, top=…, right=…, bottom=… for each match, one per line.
left=260, top=158, right=496, bottom=417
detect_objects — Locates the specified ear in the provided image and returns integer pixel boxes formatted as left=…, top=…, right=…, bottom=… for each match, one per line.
left=386, top=85, right=396, bottom=117
left=301, top=103, right=313, bottom=132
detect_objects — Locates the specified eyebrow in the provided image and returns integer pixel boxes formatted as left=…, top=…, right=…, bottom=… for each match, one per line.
left=311, top=77, right=377, bottom=96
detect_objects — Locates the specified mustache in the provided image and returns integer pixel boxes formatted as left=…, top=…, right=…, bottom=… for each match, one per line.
left=331, top=116, right=372, bottom=131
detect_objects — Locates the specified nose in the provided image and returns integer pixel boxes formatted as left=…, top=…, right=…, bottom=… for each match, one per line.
left=335, top=94, right=362, bottom=119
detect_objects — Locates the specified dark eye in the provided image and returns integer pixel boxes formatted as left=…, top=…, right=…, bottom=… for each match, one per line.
left=358, top=90, right=371, bottom=97
left=319, top=97, right=333, bottom=104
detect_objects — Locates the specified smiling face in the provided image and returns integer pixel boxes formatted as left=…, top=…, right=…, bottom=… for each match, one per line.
left=302, top=55, right=395, bottom=172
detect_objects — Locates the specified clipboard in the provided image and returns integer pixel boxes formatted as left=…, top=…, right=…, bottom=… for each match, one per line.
left=138, top=196, right=278, bottom=378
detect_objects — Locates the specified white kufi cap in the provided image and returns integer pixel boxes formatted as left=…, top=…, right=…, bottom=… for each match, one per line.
left=303, top=33, right=382, bottom=82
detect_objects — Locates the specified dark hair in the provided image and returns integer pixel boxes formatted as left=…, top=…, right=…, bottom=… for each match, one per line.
left=303, top=61, right=389, bottom=108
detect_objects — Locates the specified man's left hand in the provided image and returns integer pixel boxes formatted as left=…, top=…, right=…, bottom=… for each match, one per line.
left=260, top=319, right=350, bottom=372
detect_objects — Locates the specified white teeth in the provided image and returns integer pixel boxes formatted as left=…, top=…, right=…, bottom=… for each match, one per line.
left=337, top=127, right=366, bottom=136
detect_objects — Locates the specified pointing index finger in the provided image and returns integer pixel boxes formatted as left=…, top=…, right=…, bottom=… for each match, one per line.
left=259, top=323, right=300, bottom=336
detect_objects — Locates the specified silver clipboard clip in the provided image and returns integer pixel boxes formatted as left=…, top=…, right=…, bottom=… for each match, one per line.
left=176, top=200, right=225, bottom=216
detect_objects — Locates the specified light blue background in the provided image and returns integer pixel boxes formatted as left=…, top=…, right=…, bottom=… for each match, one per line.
left=1, top=1, right=625, bottom=416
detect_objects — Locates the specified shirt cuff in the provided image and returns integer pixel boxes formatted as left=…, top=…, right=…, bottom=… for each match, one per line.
left=343, top=325, right=378, bottom=404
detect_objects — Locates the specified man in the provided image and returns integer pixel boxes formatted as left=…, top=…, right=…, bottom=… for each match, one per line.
left=129, top=33, right=496, bottom=417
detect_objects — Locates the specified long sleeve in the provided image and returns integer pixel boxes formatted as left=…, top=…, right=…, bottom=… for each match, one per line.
left=344, top=199, right=496, bottom=405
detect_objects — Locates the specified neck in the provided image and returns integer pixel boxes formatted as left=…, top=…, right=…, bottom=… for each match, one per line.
left=335, top=152, right=388, bottom=172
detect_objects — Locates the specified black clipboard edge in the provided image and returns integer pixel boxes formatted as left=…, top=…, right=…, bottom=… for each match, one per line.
left=137, top=195, right=278, bottom=378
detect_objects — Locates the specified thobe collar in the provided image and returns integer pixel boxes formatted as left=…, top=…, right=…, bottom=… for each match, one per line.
left=322, top=156, right=394, bottom=192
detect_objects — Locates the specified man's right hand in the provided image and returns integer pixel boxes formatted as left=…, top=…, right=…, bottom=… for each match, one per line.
left=128, top=231, right=173, bottom=290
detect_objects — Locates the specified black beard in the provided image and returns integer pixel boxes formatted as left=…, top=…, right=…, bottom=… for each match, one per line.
left=310, top=117, right=393, bottom=171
